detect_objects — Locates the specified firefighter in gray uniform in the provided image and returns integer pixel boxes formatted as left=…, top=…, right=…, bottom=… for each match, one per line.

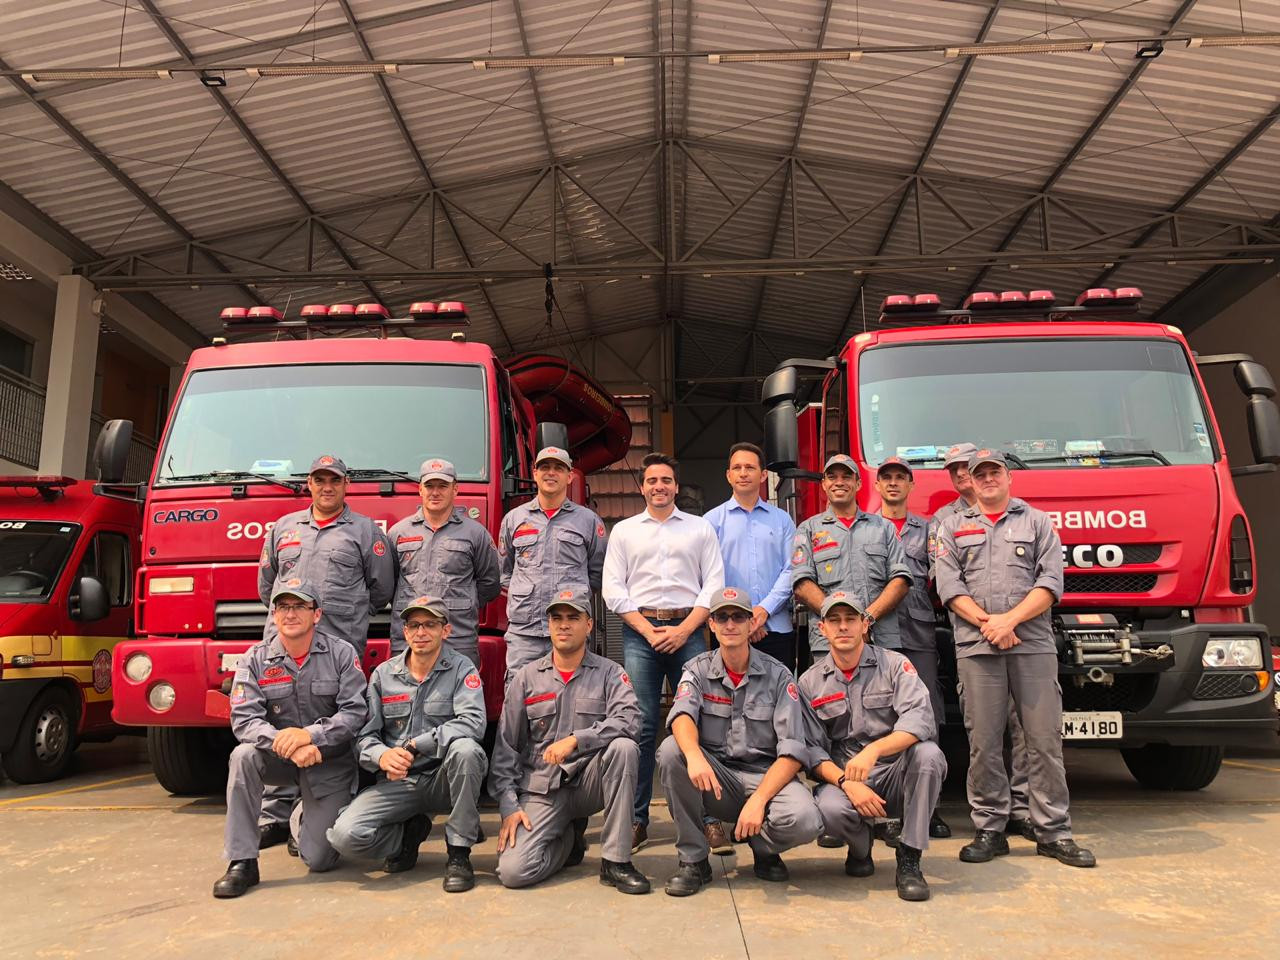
left=490, top=586, right=650, bottom=893
left=498, top=445, right=608, bottom=676
left=792, top=454, right=911, bottom=663
left=657, top=587, right=822, bottom=897
left=327, top=595, right=487, bottom=891
left=799, top=591, right=945, bottom=901
left=214, top=581, right=367, bottom=898
left=934, top=449, right=1095, bottom=868
left=388, top=458, right=501, bottom=665
left=256, top=454, right=394, bottom=848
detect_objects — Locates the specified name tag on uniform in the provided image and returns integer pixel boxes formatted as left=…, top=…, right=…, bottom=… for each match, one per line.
left=396, top=535, right=423, bottom=548
left=525, top=692, right=556, bottom=706
left=953, top=527, right=986, bottom=538
left=703, top=693, right=733, bottom=705
left=381, top=694, right=411, bottom=704
left=810, top=693, right=844, bottom=708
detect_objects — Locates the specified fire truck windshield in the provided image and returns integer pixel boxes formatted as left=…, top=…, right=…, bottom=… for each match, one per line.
left=0, top=521, right=80, bottom=602
left=857, top=337, right=1216, bottom=468
left=156, top=363, right=489, bottom=485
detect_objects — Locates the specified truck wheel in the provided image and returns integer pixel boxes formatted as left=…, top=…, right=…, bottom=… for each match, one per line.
left=3, top=687, right=78, bottom=784
left=147, top=726, right=233, bottom=795
left=1121, top=744, right=1224, bottom=791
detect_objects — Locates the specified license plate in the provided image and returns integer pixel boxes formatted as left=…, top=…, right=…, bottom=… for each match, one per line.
left=1061, top=711, right=1123, bottom=739
left=220, top=653, right=246, bottom=673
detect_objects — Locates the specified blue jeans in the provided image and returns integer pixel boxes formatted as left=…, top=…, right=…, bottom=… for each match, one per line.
left=622, top=618, right=708, bottom=826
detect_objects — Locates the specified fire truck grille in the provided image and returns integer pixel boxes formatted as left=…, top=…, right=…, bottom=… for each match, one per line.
left=1064, top=573, right=1158, bottom=594
left=214, top=601, right=391, bottom=639
left=1116, top=544, right=1162, bottom=564
left=1193, top=672, right=1258, bottom=700
left=1061, top=673, right=1158, bottom=712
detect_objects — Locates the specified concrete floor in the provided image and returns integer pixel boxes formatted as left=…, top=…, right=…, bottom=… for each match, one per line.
left=3, top=740, right=1279, bottom=960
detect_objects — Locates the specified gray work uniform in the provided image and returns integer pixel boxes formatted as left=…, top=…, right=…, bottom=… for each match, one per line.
left=934, top=498, right=1071, bottom=842
left=657, top=649, right=822, bottom=863
left=926, top=496, right=968, bottom=580
left=388, top=507, right=501, bottom=663
left=489, top=651, right=642, bottom=887
left=894, top=512, right=944, bottom=724
left=792, top=509, right=912, bottom=653
left=327, top=649, right=487, bottom=858
left=799, top=648, right=945, bottom=854
left=258, top=505, right=395, bottom=657
left=498, top=499, right=607, bottom=673
left=224, top=631, right=367, bottom=870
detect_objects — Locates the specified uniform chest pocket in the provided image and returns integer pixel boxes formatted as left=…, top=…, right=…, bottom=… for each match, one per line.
left=422, top=695, right=453, bottom=721
left=383, top=700, right=412, bottom=734
left=861, top=691, right=893, bottom=709
left=439, top=539, right=472, bottom=575
left=1005, top=532, right=1036, bottom=567
left=396, top=536, right=423, bottom=566
left=512, top=527, right=542, bottom=566
left=573, top=696, right=606, bottom=726
left=277, top=543, right=303, bottom=564
left=552, top=529, right=587, bottom=570
left=698, top=697, right=733, bottom=743
left=811, top=537, right=844, bottom=585
left=310, top=678, right=340, bottom=710
left=813, top=694, right=850, bottom=724
left=526, top=698, right=557, bottom=741
left=326, top=546, right=362, bottom=587
left=743, top=701, right=776, bottom=746
left=263, top=680, right=295, bottom=700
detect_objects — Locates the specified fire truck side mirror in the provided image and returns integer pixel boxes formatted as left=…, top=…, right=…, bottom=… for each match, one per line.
left=70, top=575, right=109, bottom=622
left=1245, top=395, right=1280, bottom=469
left=762, top=367, right=800, bottom=472
left=535, top=421, right=569, bottom=454
left=94, top=419, right=134, bottom=483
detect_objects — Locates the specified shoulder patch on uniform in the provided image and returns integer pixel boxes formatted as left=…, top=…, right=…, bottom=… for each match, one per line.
left=619, top=671, right=631, bottom=686
left=464, top=673, right=482, bottom=689
left=372, top=540, right=386, bottom=556
left=259, top=545, right=270, bottom=566
left=786, top=681, right=799, bottom=701
left=230, top=684, right=246, bottom=705
left=263, top=666, right=286, bottom=679
left=674, top=680, right=694, bottom=699
left=596, top=521, right=606, bottom=538
left=902, top=659, right=917, bottom=675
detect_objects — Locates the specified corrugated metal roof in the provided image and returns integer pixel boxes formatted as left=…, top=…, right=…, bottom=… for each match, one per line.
left=0, top=0, right=1276, bottom=374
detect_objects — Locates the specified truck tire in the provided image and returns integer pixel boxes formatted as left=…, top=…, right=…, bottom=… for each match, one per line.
left=2, top=686, right=78, bottom=784
left=1121, top=744, right=1224, bottom=791
left=147, top=726, right=233, bottom=795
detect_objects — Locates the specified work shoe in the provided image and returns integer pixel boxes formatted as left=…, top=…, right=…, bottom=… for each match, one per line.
left=1006, top=817, right=1037, bottom=842
left=258, top=822, right=290, bottom=850
left=286, top=836, right=298, bottom=858
left=600, top=859, right=652, bottom=895
left=1037, top=839, right=1097, bottom=868
left=895, top=844, right=930, bottom=902
left=443, top=845, right=476, bottom=893
left=704, top=820, right=733, bottom=855
left=959, top=829, right=1010, bottom=863
left=631, top=822, right=648, bottom=853
left=566, top=817, right=589, bottom=867
left=844, top=839, right=875, bottom=878
left=385, top=814, right=432, bottom=874
left=212, top=859, right=260, bottom=899
left=752, top=851, right=789, bottom=883
left=929, top=811, right=952, bottom=839
left=665, top=858, right=713, bottom=897
left=817, top=833, right=844, bottom=849
left=875, top=818, right=902, bottom=848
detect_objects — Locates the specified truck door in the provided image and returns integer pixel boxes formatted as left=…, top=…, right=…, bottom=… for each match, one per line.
left=69, top=530, right=134, bottom=728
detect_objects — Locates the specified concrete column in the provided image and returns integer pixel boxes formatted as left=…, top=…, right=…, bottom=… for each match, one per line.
left=38, top=275, right=99, bottom=478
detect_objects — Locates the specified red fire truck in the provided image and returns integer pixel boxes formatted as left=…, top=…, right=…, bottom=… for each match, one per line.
left=106, top=302, right=631, bottom=794
left=763, top=287, right=1280, bottom=790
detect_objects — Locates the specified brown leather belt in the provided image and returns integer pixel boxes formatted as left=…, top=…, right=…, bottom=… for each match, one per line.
left=639, top=606, right=694, bottom=621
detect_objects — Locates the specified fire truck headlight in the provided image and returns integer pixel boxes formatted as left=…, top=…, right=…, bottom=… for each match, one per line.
left=1202, top=638, right=1263, bottom=669
left=148, top=682, right=177, bottom=712
left=149, top=577, right=194, bottom=595
left=124, top=653, right=153, bottom=682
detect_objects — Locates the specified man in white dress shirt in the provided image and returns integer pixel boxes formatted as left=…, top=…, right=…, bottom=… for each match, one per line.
left=603, top=453, right=725, bottom=853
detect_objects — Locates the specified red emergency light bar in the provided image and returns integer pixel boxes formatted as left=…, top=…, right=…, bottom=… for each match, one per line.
left=0, top=475, right=76, bottom=501
left=217, top=300, right=473, bottom=333
left=875, top=287, right=1143, bottom=325
left=328, top=303, right=357, bottom=317
left=881, top=293, right=942, bottom=314
left=248, top=306, right=283, bottom=321
left=300, top=304, right=329, bottom=318
left=355, top=303, right=390, bottom=320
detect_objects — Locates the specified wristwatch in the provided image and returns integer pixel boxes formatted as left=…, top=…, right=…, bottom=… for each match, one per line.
left=837, top=774, right=848, bottom=787
left=864, top=612, right=877, bottom=628
left=400, top=738, right=419, bottom=757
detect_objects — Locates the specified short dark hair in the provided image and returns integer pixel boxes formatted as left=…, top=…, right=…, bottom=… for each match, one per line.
left=727, top=442, right=765, bottom=469
left=641, top=452, right=679, bottom=484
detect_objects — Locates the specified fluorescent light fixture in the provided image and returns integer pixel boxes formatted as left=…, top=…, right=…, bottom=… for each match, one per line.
left=1187, top=33, right=1280, bottom=48
left=707, top=50, right=862, bottom=63
left=199, top=73, right=226, bottom=87
left=21, top=68, right=173, bottom=81
left=944, top=39, right=1106, bottom=57
left=1135, top=42, right=1163, bottom=59
left=244, top=63, right=398, bottom=77
left=473, top=56, right=626, bottom=69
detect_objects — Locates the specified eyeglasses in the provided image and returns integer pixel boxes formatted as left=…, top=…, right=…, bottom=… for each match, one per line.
left=711, top=611, right=751, bottom=625
left=274, top=602, right=314, bottom=614
left=404, top=619, right=444, bottom=634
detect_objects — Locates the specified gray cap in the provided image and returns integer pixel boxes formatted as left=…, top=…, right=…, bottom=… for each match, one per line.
left=308, top=454, right=348, bottom=478
left=819, top=590, right=865, bottom=618
left=709, top=586, right=753, bottom=614
left=822, top=453, right=859, bottom=475
left=546, top=585, right=591, bottom=614
left=876, top=456, right=914, bottom=479
left=967, top=448, right=1008, bottom=471
left=943, top=442, right=977, bottom=468
left=271, top=579, right=318, bottom=606
left=399, top=594, right=448, bottom=621
left=419, top=458, right=457, bottom=483
left=534, top=446, right=573, bottom=469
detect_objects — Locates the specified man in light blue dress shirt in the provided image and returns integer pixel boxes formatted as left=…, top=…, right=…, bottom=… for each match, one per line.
left=704, top=443, right=798, bottom=674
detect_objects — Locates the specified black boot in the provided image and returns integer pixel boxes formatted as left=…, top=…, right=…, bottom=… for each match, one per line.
left=844, top=838, right=875, bottom=878
left=443, top=845, right=476, bottom=892
left=1036, top=838, right=1096, bottom=868
left=928, top=810, right=951, bottom=839
left=258, top=822, right=290, bottom=850
left=600, top=859, right=652, bottom=894
left=286, top=836, right=298, bottom=858
left=1006, top=817, right=1037, bottom=842
left=664, top=859, right=713, bottom=897
left=565, top=817, right=589, bottom=867
left=385, top=814, right=432, bottom=874
left=875, top=818, right=902, bottom=848
left=895, top=844, right=930, bottom=902
left=213, top=859, right=260, bottom=898
left=959, top=829, right=1010, bottom=863
left=752, top=851, right=789, bottom=882
left=817, top=832, right=844, bottom=849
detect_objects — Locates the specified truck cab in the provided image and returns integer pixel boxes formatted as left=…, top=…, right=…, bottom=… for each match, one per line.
left=0, top=475, right=140, bottom=783
left=764, top=287, right=1280, bottom=790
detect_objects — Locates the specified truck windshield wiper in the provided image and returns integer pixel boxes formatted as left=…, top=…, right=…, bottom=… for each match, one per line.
left=160, top=471, right=303, bottom=493
left=345, top=468, right=419, bottom=483
left=1019, top=449, right=1171, bottom=466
